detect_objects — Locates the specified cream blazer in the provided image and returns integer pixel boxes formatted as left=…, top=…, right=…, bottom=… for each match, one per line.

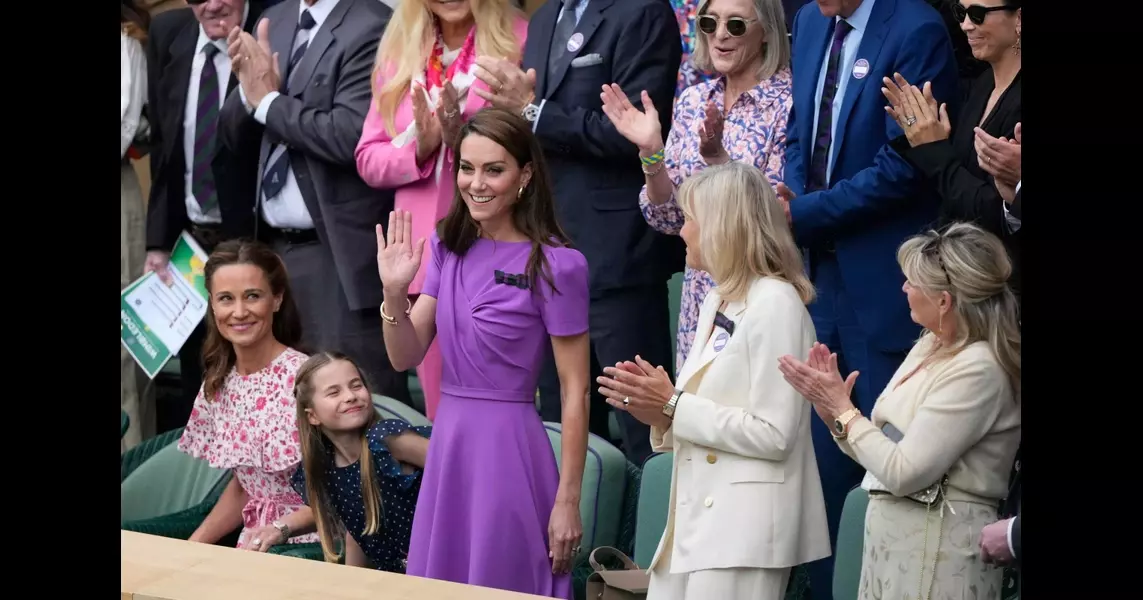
left=648, top=277, right=832, bottom=574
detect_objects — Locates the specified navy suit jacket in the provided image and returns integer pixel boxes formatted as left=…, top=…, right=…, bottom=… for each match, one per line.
left=522, top=0, right=684, bottom=294
left=785, top=0, right=959, bottom=353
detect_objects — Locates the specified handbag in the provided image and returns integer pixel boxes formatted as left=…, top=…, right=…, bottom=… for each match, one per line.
left=861, top=422, right=949, bottom=507
left=584, top=546, right=649, bottom=600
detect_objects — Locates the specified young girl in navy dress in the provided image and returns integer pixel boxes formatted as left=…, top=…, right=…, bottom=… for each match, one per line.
left=290, top=351, right=431, bottom=572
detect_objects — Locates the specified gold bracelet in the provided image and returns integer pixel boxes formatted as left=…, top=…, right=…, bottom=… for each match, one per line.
left=379, top=298, right=413, bottom=325
left=642, top=162, right=665, bottom=177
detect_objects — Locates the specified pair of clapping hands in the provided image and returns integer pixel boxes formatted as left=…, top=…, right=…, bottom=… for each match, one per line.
left=881, top=73, right=1020, bottom=203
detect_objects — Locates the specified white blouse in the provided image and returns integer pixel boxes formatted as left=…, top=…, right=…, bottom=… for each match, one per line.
left=121, top=32, right=147, bottom=159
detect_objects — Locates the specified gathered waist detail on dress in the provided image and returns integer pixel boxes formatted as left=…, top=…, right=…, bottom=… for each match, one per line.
left=440, top=384, right=535, bottom=404
left=242, top=491, right=307, bottom=529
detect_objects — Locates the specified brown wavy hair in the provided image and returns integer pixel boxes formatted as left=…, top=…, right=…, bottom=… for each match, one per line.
left=293, top=352, right=385, bottom=563
left=201, top=239, right=304, bottom=402
left=437, top=108, right=572, bottom=295
left=121, top=0, right=150, bottom=44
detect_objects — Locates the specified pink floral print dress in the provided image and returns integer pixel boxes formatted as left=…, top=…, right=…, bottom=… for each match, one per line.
left=177, top=347, right=319, bottom=548
left=639, top=70, right=794, bottom=373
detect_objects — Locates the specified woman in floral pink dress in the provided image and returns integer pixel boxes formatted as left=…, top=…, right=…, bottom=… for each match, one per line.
left=178, top=240, right=319, bottom=552
left=601, top=0, right=794, bottom=374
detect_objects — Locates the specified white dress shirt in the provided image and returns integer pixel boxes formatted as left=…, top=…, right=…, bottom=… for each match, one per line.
left=181, top=2, right=249, bottom=224
left=121, top=33, right=147, bottom=159
left=243, top=0, right=342, bottom=230
left=811, top=0, right=877, bottom=185
left=1004, top=180, right=1021, bottom=232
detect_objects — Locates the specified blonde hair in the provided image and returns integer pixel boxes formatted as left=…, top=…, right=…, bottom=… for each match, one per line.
left=691, top=0, right=791, bottom=81
left=373, top=0, right=524, bottom=136
left=677, top=162, right=813, bottom=304
left=294, top=352, right=385, bottom=563
left=897, top=223, right=1021, bottom=395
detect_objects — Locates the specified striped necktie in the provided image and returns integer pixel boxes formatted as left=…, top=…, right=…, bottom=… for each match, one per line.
left=806, top=19, right=853, bottom=193
left=192, top=43, right=221, bottom=211
left=262, top=9, right=316, bottom=201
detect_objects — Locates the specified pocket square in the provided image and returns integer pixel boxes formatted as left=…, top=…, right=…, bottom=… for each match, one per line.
left=570, top=53, right=603, bottom=68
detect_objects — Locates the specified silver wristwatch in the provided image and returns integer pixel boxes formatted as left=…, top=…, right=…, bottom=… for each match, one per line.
left=522, top=102, right=541, bottom=123
left=272, top=519, right=291, bottom=540
left=662, top=389, right=684, bottom=420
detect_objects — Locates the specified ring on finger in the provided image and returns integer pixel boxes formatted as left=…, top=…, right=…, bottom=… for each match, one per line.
left=905, top=115, right=917, bottom=126
left=623, top=397, right=630, bottom=406
left=252, top=538, right=262, bottom=547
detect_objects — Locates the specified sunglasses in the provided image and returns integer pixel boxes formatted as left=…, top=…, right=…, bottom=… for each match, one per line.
left=697, top=15, right=757, bottom=37
left=951, top=3, right=1019, bottom=26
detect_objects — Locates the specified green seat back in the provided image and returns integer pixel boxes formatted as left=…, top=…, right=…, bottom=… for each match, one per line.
left=372, top=394, right=432, bottom=427
left=634, top=452, right=673, bottom=568
left=121, top=437, right=230, bottom=524
left=121, top=410, right=130, bottom=439
left=833, top=486, right=870, bottom=600
left=544, top=422, right=627, bottom=563
left=668, top=271, right=683, bottom=360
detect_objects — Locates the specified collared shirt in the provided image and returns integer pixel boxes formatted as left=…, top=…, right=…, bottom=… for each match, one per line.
left=241, top=0, right=343, bottom=230
left=183, top=1, right=250, bottom=224
left=810, top=0, right=877, bottom=184
left=533, top=0, right=591, bottom=132
left=1004, top=180, right=1021, bottom=232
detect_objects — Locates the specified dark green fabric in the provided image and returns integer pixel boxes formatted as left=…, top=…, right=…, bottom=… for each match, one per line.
left=121, top=431, right=230, bottom=524
left=121, top=410, right=130, bottom=439
left=634, top=452, right=673, bottom=568
left=617, top=460, right=642, bottom=557
left=122, top=427, right=185, bottom=482
left=121, top=478, right=228, bottom=540
left=832, top=486, right=870, bottom=600
left=269, top=542, right=327, bottom=562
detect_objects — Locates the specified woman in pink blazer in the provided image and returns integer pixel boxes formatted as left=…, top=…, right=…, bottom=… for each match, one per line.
left=357, top=0, right=529, bottom=420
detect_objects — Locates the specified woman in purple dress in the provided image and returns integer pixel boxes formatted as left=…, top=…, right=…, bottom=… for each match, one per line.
left=374, top=108, right=589, bottom=599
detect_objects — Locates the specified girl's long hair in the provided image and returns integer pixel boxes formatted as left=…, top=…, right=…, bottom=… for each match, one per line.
left=293, top=352, right=385, bottom=563
left=201, top=240, right=304, bottom=402
left=437, top=108, right=572, bottom=295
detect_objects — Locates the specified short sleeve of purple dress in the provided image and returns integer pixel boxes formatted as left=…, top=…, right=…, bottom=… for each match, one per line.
left=406, top=233, right=586, bottom=600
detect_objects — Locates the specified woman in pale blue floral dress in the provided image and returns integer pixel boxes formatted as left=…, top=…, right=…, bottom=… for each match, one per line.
left=602, top=0, right=793, bottom=373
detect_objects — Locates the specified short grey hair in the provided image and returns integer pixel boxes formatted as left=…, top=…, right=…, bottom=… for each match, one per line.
left=691, top=0, right=791, bottom=80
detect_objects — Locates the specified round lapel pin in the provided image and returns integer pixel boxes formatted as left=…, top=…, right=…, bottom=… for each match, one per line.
left=853, top=58, right=870, bottom=80
left=713, top=331, right=730, bottom=352
left=567, top=32, right=584, bottom=54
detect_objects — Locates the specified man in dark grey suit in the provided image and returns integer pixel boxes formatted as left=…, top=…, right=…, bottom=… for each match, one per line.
left=219, top=0, right=411, bottom=406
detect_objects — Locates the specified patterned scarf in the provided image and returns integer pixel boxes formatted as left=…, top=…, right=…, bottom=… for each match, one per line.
left=425, top=23, right=477, bottom=96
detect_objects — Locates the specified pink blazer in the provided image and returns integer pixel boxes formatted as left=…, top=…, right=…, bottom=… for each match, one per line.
left=356, top=17, right=530, bottom=295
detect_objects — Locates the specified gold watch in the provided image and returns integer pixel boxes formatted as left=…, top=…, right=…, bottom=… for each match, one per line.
left=662, top=389, right=683, bottom=420
left=832, top=408, right=862, bottom=440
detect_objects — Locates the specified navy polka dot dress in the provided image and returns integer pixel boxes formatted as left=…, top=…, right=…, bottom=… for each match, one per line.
left=291, top=419, right=431, bottom=573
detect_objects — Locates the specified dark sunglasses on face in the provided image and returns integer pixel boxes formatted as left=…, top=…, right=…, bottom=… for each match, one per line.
left=697, top=15, right=757, bottom=37
left=951, top=3, right=1019, bottom=26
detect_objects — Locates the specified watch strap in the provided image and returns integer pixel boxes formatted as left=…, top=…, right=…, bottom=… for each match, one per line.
left=272, top=520, right=290, bottom=540
left=832, top=408, right=861, bottom=439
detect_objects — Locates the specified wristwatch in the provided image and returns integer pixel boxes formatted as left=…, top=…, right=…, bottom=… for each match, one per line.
left=661, top=389, right=684, bottom=420
left=832, top=408, right=862, bottom=440
left=272, top=519, right=291, bottom=540
left=522, top=102, right=541, bottom=123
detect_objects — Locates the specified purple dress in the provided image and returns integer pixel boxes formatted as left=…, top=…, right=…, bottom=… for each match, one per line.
left=406, top=233, right=589, bottom=599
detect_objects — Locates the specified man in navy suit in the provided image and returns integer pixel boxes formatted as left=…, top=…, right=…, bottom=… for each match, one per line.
left=777, top=1, right=958, bottom=597
left=473, top=0, right=683, bottom=465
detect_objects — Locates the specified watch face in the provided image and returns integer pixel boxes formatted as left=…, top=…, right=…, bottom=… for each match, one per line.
left=523, top=104, right=540, bottom=121
left=833, top=419, right=845, bottom=434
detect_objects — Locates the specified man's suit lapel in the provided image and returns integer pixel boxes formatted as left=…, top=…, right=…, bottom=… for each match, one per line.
left=288, top=0, right=352, bottom=96
left=526, top=0, right=561, bottom=98
left=832, top=0, right=893, bottom=166
left=545, top=0, right=614, bottom=96
left=794, top=15, right=832, bottom=170
left=162, top=20, right=199, bottom=162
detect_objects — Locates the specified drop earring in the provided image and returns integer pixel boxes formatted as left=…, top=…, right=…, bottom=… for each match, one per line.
left=517, top=186, right=525, bottom=199
left=1012, top=30, right=1021, bottom=55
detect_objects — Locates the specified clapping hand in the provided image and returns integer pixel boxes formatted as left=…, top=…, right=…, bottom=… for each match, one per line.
left=698, top=101, right=729, bottom=164
left=975, top=122, right=1021, bottom=187
left=597, top=356, right=674, bottom=430
left=439, top=81, right=463, bottom=150
left=777, top=342, right=860, bottom=424
left=412, top=84, right=443, bottom=167
left=599, top=83, right=663, bottom=155
left=376, top=210, right=425, bottom=295
left=882, top=73, right=950, bottom=147
left=227, top=19, right=280, bottom=109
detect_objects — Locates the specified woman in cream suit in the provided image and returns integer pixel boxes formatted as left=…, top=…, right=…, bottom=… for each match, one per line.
left=597, top=162, right=830, bottom=600
left=779, top=222, right=1021, bottom=600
